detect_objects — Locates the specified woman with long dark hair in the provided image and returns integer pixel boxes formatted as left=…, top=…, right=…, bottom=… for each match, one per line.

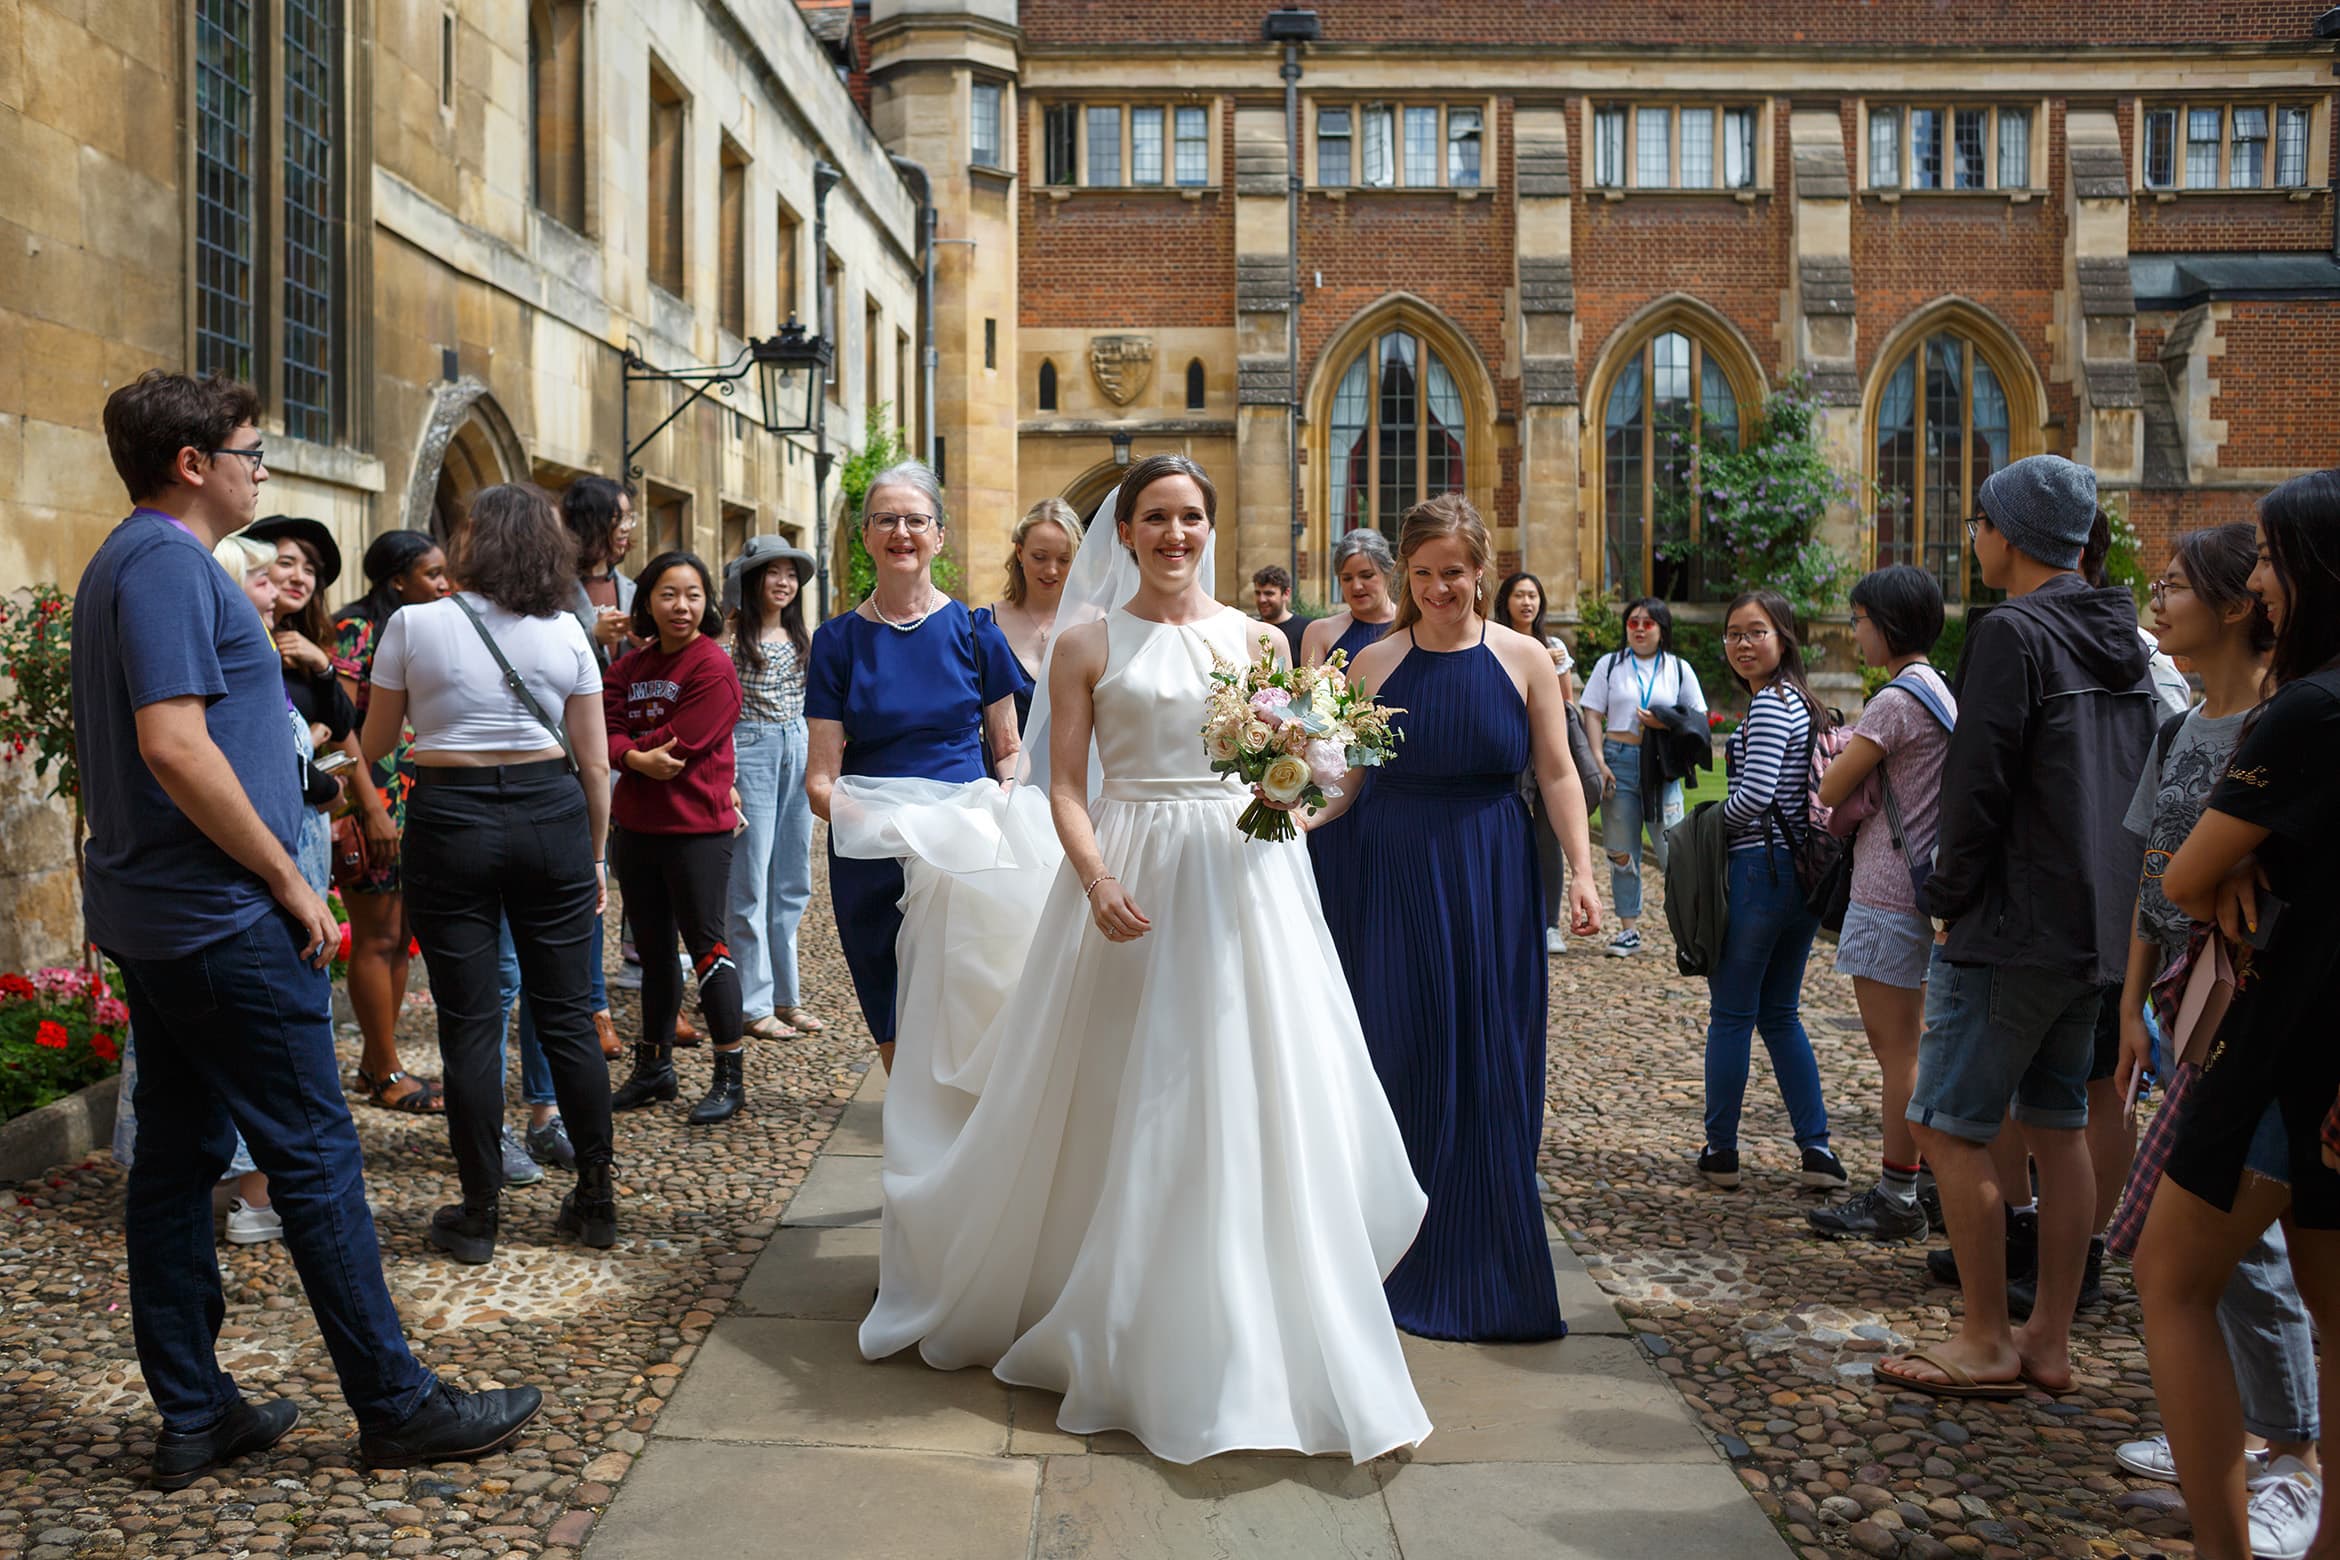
left=2139, top=471, right=2340, bottom=1560
left=333, top=529, right=450, bottom=1113
left=1697, top=589, right=1841, bottom=1193
left=606, top=552, right=750, bottom=1123
left=726, top=537, right=823, bottom=1042
left=1578, top=596, right=1707, bottom=956
left=360, top=484, right=614, bottom=1264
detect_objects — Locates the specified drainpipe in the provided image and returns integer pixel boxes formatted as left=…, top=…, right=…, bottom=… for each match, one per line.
left=890, top=154, right=939, bottom=474
left=1282, top=41, right=1303, bottom=593
left=812, top=160, right=842, bottom=618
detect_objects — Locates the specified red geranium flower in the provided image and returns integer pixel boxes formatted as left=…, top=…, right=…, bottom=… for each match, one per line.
left=0, top=974, right=35, bottom=1001
left=33, top=1020, right=68, bottom=1049
left=90, top=1033, right=119, bottom=1063
left=337, top=923, right=353, bottom=962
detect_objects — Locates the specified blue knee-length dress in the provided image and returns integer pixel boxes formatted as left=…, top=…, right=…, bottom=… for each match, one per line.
left=1310, top=615, right=1393, bottom=957
left=1342, top=624, right=1562, bottom=1342
left=805, top=600, right=1021, bottom=1047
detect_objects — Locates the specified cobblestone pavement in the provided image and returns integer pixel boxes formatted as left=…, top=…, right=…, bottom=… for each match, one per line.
left=1, top=851, right=2187, bottom=1559
left=1546, top=879, right=2182, bottom=1560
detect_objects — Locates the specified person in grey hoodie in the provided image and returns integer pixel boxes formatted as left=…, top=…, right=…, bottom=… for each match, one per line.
left=1876, top=454, right=2154, bottom=1402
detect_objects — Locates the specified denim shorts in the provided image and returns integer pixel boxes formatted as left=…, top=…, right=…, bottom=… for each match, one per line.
left=2245, top=1099, right=2291, bottom=1185
left=1907, top=950, right=2102, bottom=1142
left=1834, top=902, right=1934, bottom=988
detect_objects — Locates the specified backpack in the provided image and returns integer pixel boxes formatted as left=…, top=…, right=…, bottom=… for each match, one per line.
left=1663, top=798, right=1732, bottom=977
left=1810, top=669, right=1957, bottom=929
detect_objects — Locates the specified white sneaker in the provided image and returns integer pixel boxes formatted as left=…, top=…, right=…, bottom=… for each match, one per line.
left=2114, top=1433, right=2273, bottom=1484
left=225, top=1198, right=284, bottom=1246
left=1546, top=927, right=1565, bottom=955
left=2247, top=1457, right=2321, bottom=1560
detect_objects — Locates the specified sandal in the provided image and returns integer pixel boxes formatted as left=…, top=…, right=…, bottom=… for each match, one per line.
left=744, top=1014, right=799, bottom=1042
left=356, top=1068, right=445, bottom=1114
left=1873, top=1348, right=2024, bottom=1400
left=774, top=1006, right=826, bottom=1036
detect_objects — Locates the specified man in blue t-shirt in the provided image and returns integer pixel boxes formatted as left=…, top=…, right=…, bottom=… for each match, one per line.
left=74, top=371, right=541, bottom=1487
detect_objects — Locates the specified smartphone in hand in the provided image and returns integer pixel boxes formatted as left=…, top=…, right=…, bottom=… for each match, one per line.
left=2243, top=893, right=2287, bottom=951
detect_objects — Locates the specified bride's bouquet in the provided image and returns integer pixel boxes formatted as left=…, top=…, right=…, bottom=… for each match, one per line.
left=1204, top=639, right=1402, bottom=843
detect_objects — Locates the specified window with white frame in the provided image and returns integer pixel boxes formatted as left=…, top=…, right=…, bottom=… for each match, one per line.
left=971, top=79, right=1002, bottom=168
left=1315, top=103, right=1485, bottom=188
left=1866, top=104, right=2033, bottom=191
left=2144, top=102, right=2313, bottom=191
left=1590, top=103, right=1759, bottom=191
left=1040, top=102, right=1216, bottom=188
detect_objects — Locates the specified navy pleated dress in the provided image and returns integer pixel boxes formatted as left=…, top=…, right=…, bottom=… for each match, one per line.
left=1308, top=616, right=1392, bottom=952
left=1343, top=624, right=1563, bottom=1342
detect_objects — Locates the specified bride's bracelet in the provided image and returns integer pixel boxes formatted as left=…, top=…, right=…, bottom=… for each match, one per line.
left=1084, top=872, right=1115, bottom=900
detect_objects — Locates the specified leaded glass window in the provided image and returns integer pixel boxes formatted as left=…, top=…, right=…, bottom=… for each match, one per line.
left=1602, top=329, right=1743, bottom=600
left=1326, top=328, right=1469, bottom=544
left=196, top=0, right=256, bottom=383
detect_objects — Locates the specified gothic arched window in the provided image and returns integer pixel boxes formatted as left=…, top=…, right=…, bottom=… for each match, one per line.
left=1037, top=357, right=1057, bottom=412
left=1325, top=328, right=1467, bottom=542
left=1598, top=321, right=1749, bottom=600
left=1185, top=358, right=1205, bottom=410
left=1869, top=322, right=2029, bottom=602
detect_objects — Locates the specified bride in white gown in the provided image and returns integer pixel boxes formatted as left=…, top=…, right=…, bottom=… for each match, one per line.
left=840, top=453, right=1431, bottom=1464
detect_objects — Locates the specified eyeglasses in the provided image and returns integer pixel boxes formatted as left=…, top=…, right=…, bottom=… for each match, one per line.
left=2149, top=577, right=2194, bottom=604
left=1625, top=618, right=1660, bottom=632
left=1723, top=627, right=1775, bottom=648
left=1965, top=513, right=1988, bottom=543
left=209, top=444, right=266, bottom=468
left=1848, top=611, right=1870, bottom=626
left=867, top=512, right=935, bottom=534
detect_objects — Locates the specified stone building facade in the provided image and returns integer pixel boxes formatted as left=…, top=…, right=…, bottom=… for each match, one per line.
left=0, top=0, right=925, bottom=962
left=850, top=1, right=2340, bottom=612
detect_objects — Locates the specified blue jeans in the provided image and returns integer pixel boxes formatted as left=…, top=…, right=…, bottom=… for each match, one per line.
left=729, top=720, right=812, bottom=1017
left=1602, top=738, right=1681, bottom=922
left=108, top=913, right=436, bottom=1434
left=1703, top=842, right=1829, bottom=1152
left=2224, top=1221, right=2321, bottom=1442
left=495, top=918, right=558, bottom=1108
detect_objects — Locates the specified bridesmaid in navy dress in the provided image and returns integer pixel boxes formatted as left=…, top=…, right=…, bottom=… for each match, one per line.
left=1298, top=496, right=1601, bottom=1342
left=805, top=462, right=1024, bottom=1072
left=1301, top=528, right=1399, bottom=955
left=972, top=497, right=1085, bottom=740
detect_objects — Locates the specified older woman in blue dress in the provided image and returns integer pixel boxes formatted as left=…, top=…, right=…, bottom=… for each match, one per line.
left=805, top=463, right=1023, bottom=1072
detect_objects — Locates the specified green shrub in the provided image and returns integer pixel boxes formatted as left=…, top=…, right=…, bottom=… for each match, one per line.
left=837, top=404, right=962, bottom=604
left=0, top=966, right=124, bottom=1123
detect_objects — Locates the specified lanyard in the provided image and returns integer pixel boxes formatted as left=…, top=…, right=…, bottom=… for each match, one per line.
left=1631, top=652, right=1661, bottom=710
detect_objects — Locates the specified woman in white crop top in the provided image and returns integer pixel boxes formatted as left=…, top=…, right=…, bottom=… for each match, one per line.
left=361, top=483, right=617, bottom=1265
left=1576, top=598, right=1708, bottom=953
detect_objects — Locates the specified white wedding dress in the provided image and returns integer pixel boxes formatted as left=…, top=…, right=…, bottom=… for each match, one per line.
left=847, top=604, right=1431, bottom=1464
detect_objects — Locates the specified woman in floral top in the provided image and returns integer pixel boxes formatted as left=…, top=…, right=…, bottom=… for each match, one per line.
left=723, top=537, right=823, bottom=1041
left=332, top=529, right=450, bottom=1112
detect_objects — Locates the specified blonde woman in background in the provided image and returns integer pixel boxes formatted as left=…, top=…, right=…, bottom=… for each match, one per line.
left=974, top=498, right=1085, bottom=737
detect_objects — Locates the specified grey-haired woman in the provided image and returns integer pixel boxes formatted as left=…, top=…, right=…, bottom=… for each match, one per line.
left=803, top=462, right=1024, bottom=1071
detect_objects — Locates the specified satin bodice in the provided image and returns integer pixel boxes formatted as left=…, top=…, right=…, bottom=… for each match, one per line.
left=1093, top=608, right=1250, bottom=804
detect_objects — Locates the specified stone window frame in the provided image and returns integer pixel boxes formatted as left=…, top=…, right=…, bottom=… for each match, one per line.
left=1583, top=303, right=1767, bottom=603
left=1855, top=99, right=2046, bottom=200
left=2136, top=99, right=2325, bottom=196
left=1032, top=98, right=1221, bottom=192
left=527, top=0, right=590, bottom=235
left=1583, top=99, right=1770, bottom=198
left=1304, top=97, right=1496, bottom=193
left=184, top=0, right=375, bottom=457
left=970, top=76, right=1007, bottom=172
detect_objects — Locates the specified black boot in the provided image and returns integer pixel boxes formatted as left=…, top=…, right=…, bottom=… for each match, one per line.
left=1925, top=1206, right=2038, bottom=1287
left=427, top=1198, right=499, bottom=1265
left=555, top=1159, right=618, bottom=1249
left=687, top=1047, right=746, bottom=1126
left=609, top=1042, right=677, bottom=1111
left=2007, top=1234, right=2107, bottom=1321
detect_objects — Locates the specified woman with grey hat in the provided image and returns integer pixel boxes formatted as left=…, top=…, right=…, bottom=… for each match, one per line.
left=725, top=535, right=825, bottom=1041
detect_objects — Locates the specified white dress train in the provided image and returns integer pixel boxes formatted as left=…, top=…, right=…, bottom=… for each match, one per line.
left=848, top=606, right=1431, bottom=1464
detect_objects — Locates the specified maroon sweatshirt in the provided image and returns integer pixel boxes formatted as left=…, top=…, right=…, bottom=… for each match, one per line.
left=605, top=634, right=742, bottom=835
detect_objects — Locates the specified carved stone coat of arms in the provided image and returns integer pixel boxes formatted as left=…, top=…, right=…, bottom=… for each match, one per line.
left=1088, top=335, right=1155, bottom=406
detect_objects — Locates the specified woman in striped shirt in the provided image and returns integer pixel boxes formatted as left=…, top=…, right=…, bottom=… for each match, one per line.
left=1698, top=589, right=1844, bottom=1194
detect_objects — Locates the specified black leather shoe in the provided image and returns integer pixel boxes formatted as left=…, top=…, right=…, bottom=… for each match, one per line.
left=2007, top=1234, right=2107, bottom=1322
left=150, top=1397, right=301, bottom=1490
left=357, top=1381, right=543, bottom=1469
left=687, top=1047, right=746, bottom=1126
left=556, top=1160, right=618, bottom=1249
left=426, top=1199, right=499, bottom=1266
left=1926, top=1206, right=2038, bottom=1287
left=610, top=1043, right=677, bottom=1111
left=1807, top=1186, right=1928, bottom=1242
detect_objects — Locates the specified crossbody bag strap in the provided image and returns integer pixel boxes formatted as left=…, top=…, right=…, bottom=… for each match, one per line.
left=450, top=594, right=579, bottom=774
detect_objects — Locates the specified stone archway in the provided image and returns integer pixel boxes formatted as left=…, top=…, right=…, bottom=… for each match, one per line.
left=402, top=378, right=529, bottom=547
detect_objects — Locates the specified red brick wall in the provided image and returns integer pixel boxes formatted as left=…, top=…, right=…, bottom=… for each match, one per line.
left=2115, top=100, right=2337, bottom=253
left=2127, top=487, right=2262, bottom=566
left=1017, top=108, right=1235, bottom=328
left=2210, top=302, right=2340, bottom=469
left=1022, top=2, right=2318, bottom=47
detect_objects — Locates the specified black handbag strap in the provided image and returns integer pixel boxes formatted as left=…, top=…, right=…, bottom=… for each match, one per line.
left=450, top=594, right=579, bottom=774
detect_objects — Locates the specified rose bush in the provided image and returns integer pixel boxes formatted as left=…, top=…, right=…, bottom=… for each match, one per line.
left=1, top=964, right=127, bottom=1122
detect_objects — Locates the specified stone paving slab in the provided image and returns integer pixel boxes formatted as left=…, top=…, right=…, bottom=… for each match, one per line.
left=656, top=1315, right=1012, bottom=1455
left=827, top=1095, right=885, bottom=1156
left=1034, top=1453, right=1398, bottom=1559
left=731, top=1224, right=880, bottom=1319
left=1382, top=1461, right=1790, bottom=1559
left=1399, top=1333, right=1714, bottom=1466
left=779, top=1146, right=884, bottom=1227
left=1550, top=1234, right=1631, bottom=1336
left=586, top=1441, right=1038, bottom=1560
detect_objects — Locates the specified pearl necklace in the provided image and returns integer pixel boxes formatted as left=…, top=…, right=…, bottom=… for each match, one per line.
left=870, top=587, right=941, bottom=632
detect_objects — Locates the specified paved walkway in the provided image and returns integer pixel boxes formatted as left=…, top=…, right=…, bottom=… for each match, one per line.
left=586, top=1063, right=1789, bottom=1560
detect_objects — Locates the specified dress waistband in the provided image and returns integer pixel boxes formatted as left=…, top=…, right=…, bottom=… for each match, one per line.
left=1375, top=771, right=1520, bottom=801
left=1098, top=776, right=1239, bottom=804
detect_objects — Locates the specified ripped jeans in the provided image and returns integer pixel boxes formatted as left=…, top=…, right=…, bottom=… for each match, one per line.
left=1602, top=738, right=1683, bottom=922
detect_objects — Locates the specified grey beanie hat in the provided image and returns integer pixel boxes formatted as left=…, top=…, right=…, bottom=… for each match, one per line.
left=1977, top=454, right=2096, bottom=570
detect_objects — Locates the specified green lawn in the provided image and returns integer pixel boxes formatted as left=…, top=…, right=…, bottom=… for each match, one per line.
left=1587, top=750, right=1727, bottom=832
